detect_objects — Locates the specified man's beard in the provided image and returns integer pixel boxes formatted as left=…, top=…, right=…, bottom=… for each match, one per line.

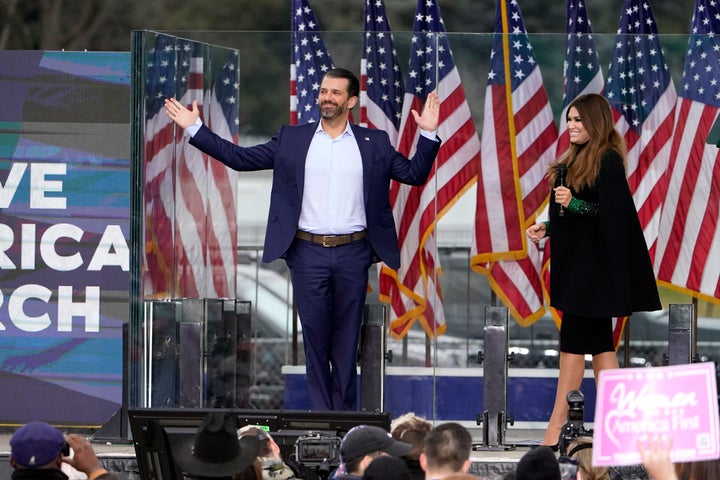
left=320, top=101, right=346, bottom=120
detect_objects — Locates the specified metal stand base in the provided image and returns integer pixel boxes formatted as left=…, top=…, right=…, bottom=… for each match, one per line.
left=475, top=307, right=515, bottom=451
left=663, top=303, right=698, bottom=366
left=359, top=305, right=387, bottom=412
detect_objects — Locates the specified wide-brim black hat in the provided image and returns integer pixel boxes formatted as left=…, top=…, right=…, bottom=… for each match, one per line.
left=171, top=412, right=260, bottom=477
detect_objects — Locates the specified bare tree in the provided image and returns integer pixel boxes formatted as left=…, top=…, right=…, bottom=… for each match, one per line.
left=1, top=0, right=127, bottom=50
left=1, top=0, right=25, bottom=49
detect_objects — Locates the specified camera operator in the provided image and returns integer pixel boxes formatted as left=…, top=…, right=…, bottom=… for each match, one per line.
left=331, top=425, right=412, bottom=480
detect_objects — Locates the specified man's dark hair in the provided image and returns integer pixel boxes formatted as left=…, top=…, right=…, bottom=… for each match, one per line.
left=345, top=450, right=383, bottom=475
left=423, top=423, right=472, bottom=472
left=324, top=68, right=360, bottom=99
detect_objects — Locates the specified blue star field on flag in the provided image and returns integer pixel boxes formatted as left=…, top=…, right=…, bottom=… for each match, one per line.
left=145, top=35, right=194, bottom=120
left=291, top=0, right=334, bottom=124
left=405, top=0, right=453, bottom=100
left=487, top=0, right=538, bottom=93
left=605, top=0, right=674, bottom=130
left=563, top=0, right=602, bottom=106
left=363, top=0, right=404, bottom=129
left=678, top=0, right=720, bottom=107
left=213, top=51, right=240, bottom=135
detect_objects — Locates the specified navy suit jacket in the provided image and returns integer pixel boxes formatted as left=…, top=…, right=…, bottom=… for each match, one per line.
left=190, top=122, right=441, bottom=270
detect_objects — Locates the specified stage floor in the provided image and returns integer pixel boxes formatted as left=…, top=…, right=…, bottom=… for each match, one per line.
left=0, top=427, right=650, bottom=480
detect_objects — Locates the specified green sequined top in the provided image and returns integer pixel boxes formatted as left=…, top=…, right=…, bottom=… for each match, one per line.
left=542, top=197, right=599, bottom=237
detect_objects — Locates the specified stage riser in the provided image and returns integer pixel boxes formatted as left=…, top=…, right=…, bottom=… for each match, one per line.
left=283, top=367, right=598, bottom=423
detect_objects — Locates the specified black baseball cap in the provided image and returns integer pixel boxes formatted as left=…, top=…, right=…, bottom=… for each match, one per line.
left=340, top=425, right=412, bottom=464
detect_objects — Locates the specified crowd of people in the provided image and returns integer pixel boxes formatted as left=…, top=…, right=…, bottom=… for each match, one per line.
left=10, top=412, right=720, bottom=480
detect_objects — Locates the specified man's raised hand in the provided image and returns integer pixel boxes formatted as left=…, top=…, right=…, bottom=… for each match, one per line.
left=411, top=91, right=440, bottom=132
left=164, top=98, right=199, bottom=129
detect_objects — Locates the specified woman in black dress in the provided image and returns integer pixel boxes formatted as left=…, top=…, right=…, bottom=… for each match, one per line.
left=526, top=93, right=662, bottom=447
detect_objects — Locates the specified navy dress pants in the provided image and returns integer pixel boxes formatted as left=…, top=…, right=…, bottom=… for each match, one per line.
left=285, top=236, right=373, bottom=410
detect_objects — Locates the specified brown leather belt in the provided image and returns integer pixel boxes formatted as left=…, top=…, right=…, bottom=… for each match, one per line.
left=295, top=229, right=367, bottom=247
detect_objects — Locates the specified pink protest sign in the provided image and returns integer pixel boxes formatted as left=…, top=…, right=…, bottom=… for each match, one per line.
left=593, top=362, right=719, bottom=466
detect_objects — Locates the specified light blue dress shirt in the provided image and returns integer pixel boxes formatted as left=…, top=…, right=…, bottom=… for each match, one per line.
left=299, top=122, right=365, bottom=234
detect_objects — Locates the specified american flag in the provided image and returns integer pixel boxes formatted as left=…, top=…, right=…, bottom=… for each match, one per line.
left=143, top=34, right=177, bottom=298
left=602, top=0, right=676, bottom=344
left=606, top=0, right=676, bottom=257
left=198, top=51, right=240, bottom=298
left=543, top=0, right=604, bottom=327
left=143, top=35, right=238, bottom=298
left=470, top=0, right=558, bottom=325
left=360, top=0, right=404, bottom=145
left=378, top=0, right=479, bottom=338
left=655, top=0, right=720, bottom=300
left=544, top=0, right=604, bottom=322
left=290, top=0, right=334, bottom=125
left=556, top=0, right=604, bottom=157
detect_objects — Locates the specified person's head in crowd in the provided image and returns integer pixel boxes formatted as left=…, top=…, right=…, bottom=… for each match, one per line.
left=566, top=436, right=609, bottom=480
left=10, top=421, right=67, bottom=471
left=340, top=425, right=413, bottom=476
left=675, top=458, right=720, bottom=480
left=10, top=421, right=115, bottom=480
left=237, top=425, right=296, bottom=480
left=237, top=425, right=276, bottom=458
left=391, top=413, right=432, bottom=460
left=420, top=422, right=473, bottom=478
left=171, top=412, right=260, bottom=479
left=515, top=446, right=561, bottom=480
left=362, top=455, right=413, bottom=480
left=391, top=413, right=433, bottom=480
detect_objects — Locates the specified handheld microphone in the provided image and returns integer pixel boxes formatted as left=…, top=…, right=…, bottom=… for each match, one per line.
left=556, top=163, right=567, bottom=217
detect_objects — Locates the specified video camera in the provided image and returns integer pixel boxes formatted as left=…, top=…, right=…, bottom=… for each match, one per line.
left=292, top=432, right=342, bottom=480
left=558, top=389, right=593, bottom=455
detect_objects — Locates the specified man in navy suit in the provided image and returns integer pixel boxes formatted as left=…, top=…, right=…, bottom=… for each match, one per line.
left=165, top=68, right=441, bottom=410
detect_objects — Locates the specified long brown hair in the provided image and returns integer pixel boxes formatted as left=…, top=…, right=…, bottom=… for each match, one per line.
left=675, top=458, right=720, bottom=480
left=548, top=93, right=627, bottom=191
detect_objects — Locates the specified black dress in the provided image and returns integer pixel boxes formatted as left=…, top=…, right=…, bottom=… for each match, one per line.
left=548, top=149, right=661, bottom=353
